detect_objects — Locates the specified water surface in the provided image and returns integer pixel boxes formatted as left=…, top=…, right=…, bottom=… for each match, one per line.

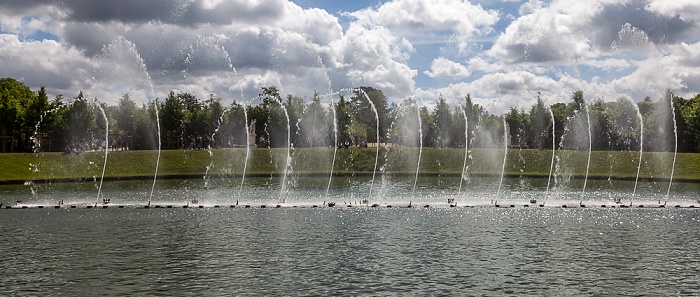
left=2, top=207, right=700, bottom=296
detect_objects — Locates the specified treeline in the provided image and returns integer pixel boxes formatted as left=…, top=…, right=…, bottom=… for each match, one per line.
left=1, top=77, right=699, bottom=153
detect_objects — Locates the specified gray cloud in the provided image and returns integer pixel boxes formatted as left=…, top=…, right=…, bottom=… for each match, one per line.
left=590, top=2, right=695, bottom=50
left=0, top=0, right=287, bottom=26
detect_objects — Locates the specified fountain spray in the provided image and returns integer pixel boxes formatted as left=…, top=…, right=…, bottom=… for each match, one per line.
left=545, top=107, right=556, bottom=200
left=275, top=99, right=292, bottom=204
left=497, top=118, right=508, bottom=199
left=412, top=102, right=423, bottom=199
left=667, top=95, right=678, bottom=200
left=95, top=102, right=109, bottom=204
left=581, top=104, right=592, bottom=199
left=240, top=92, right=250, bottom=196
left=458, top=107, right=468, bottom=197
left=327, top=98, right=338, bottom=197
left=631, top=99, right=644, bottom=200
left=149, top=99, right=161, bottom=205
left=358, top=88, right=380, bottom=199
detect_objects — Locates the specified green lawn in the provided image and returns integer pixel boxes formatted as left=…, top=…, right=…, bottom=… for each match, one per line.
left=1, top=147, right=698, bottom=183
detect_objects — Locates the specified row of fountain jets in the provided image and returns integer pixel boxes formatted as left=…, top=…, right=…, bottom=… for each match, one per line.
left=29, top=88, right=677, bottom=207
left=28, top=36, right=678, bottom=207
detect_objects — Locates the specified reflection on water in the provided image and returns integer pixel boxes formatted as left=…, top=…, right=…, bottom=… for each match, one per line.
left=2, top=176, right=698, bottom=206
left=1, top=208, right=699, bottom=295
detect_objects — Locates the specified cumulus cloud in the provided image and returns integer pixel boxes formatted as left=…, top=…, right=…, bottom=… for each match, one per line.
left=0, top=34, right=95, bottom=92
left=1, top=0, right=700, bottom=113
left=646, top=0, right=700, bottom=22
left=349, top=0, right=498, bottom=36
left=490, top=0, right=697, bottom=65
left=424, top=57, right=470, bottom=79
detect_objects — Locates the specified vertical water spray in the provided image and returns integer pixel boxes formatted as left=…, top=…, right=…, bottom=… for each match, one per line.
left=545, top=108, right=556, bottom=200
left=99, top=35, right=159, bottom=204
left=497, top=118, right=508, bottom=199
left=327, top=98, right=338, bottom=197
left=95, top=103, right=109, bottom=204
left=317, top=55, right=337, bottom=198
left=204, top=109, right=226, bottom=189
left=240, top=96, right=250, bottom=196
left=27, top=107, right=60, bottom=199
left=458, top=108, right=469, bottom=197
left=275, top=99, right=292, bottom=204
left=358, top=88, right=380, bottom=198
left=581, top=105, right=592, bottom=198
left=149, top=101, right=161, bottom=205
left=631, top=100, right=644, bottom=199
left=667, top=96, right=678, bottom=200
left=412, top=103, right=423, bottom=198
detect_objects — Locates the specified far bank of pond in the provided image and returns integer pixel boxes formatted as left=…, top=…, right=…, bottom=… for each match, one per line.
left=1, top=147, right=698, bottom=184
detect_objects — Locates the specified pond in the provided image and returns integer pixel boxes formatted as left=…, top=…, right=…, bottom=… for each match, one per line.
left=1, top=177, right=699, bottom=295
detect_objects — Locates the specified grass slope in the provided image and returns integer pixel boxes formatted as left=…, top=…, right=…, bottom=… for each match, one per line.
left=1, top=147, right=698, bottom=183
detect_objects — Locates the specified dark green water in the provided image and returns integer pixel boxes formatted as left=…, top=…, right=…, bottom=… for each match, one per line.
left=2, top=207, right=700, bottom=296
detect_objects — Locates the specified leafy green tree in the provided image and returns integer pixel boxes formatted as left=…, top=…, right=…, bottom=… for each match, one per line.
left=25, top=85, right=51, bottom=150
left=505, top=107, right=526, bottom=147
left=130, top=101, right=158, bottom=150
left=301, top=91, right=330, bottom=147
left=0, top=77, right=36, bottom=152
left=391, top=98, right=420, bottom=147
left=206, top=94, right=225, bottom=148
left=550, top=102, right=568, bottom=149
left=335, top=95, right=352, bottom=146
left=285, top=94, right=305, bottom=147
left=160, top=91, right=185, bottom=149
left=528, top=93, right=549, bottom=149
left=351, top=87, right=390, bottom=144
left=677, top=94, right=700, bottom=152
left=116, top=94, right=138, bottom=140
left=63, top=91, right=96, bottom=150
left=220, top=101, right=247, bottom=147
left=256, top=86, right=288, bottom=148
left=571, top=90, right=585, bottom=112
left=431, top=95, right=452, bottom=148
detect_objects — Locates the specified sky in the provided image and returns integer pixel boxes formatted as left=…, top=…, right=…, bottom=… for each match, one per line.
left=1, top=0, right=699, bottom=113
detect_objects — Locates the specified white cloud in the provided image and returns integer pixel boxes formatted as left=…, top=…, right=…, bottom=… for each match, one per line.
left=333, top=24, right=417, bottom=97
left=611, top=42, right=700, bottom=99
left=0, top=34, right=95, bottom=93
left=349, top=0, right=498, bottom=37
left=424, top=57, right=470, bottom=78
left=646, top=0, right=700, bottom=22
left=1, top=0, right=700, bottom=111
left=489, top=5, right=591, bottom=64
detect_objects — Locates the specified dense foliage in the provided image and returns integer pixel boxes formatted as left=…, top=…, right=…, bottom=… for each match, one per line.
left=1, top=77, right=699, bottom=153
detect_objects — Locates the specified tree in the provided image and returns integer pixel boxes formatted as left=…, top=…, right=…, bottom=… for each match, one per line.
left=391, top=98, right=420, bottom=147
left=285, top=94, right=305, bottom=146
left=207, top=94, right=225, bottom=148
left=116, top=94, right=138, bottom=139
left=131, top=101, right=158, bottom=150
left=0, top=77, right=36, bottom=152
left=25, top=85, right=51, bottom=150
left=431, top=95, right=452, bottom=148
left=505, top=107, right=526, bottom=147
left=63, top=91, right=96, bottom=150
left=256, top=86, right=289, bottom=148
left=550, top=102, right=568, bottom=149
left=351, top=87, right=390, bottom=143
left=160, top=91, right=185, bottom=149
left=528, top=93, right=549, bottom=149
left=335, top=95, right=352, bottom=145
left=220, top=101, right=247, bottom=147
left=571, top=90, right=585, bottom=112
left=301, top=91, right=329, bottom=147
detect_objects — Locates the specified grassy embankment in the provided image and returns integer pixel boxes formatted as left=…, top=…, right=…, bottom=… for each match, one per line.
left=1, top=147, right=699, bottom=183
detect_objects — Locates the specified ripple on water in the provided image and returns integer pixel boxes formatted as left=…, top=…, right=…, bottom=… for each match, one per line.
left=1, top=208, right=699, bottom=295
